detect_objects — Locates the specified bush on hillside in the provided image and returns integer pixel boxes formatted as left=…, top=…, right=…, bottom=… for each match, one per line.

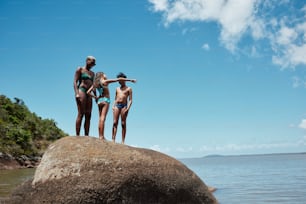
left=0, top=95, right=67, bottom=157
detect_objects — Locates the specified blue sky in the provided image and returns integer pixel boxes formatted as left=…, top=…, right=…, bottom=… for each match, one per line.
left=1, top=0, right=306, bottom=158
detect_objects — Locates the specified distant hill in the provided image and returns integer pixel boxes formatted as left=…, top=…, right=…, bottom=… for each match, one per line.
left=0, top=95, right=67, bottom=157
left=179, top=152, right=306, bottom=165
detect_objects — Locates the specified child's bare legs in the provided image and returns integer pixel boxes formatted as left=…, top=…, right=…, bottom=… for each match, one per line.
left=120, top=108, right=128, bottom=144
left=98, top=103, right=109, bottom=140
left=112, top=107, right=121, bottom=143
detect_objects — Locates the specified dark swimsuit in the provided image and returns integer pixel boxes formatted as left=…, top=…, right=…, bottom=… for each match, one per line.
left=116, top=103, right=127, bottom=109
left=81, top=72, right=94, bottom=81
left=78, top=72, right=94, bottom=93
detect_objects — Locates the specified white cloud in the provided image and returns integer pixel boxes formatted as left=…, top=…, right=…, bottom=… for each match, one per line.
left=148, top=0, right=168, bottom=12
left=250, top=18, right=265, bottom=39
left=182, top=27, right=198, bottom=35
left=276, top=26, right=298, bottom=45
left=291, top=76, right=306, bottom=88
left=150, top=144, right=161, bottom=151
left=199, top=145, right=213, bottom=152
left=150, top=145, right=171, bottom=154
left=149, top=0, right=306, bottom=68
left=201, top=43, right=210, bottom=51
left=272, top=44, right=306, bottom=68
left=292, top=76, right=301, bottom=88
left=199, top=139, right=306, bottom=153
left=176, top=146, right=193, bottom=152
left=149, top=0, right=262, bottom=52
left=299, top=119, right=306, bottom=129
left=288, top=44, right=306, bottom=66
left=150, top=138, right=306, bottom=157
left=218, top=0, right=261, bottom=52
left=130, top=144, right=139, bottom=148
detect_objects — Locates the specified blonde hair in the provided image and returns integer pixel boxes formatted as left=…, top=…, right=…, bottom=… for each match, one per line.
left=94, top=72, right=104, bottom=88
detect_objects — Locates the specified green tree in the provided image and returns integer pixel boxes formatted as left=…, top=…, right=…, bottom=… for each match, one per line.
left=0, top=95, right=67, bottom=157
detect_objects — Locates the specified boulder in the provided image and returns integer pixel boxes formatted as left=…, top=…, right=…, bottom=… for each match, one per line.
left=10, top=136, right=217, bottom=204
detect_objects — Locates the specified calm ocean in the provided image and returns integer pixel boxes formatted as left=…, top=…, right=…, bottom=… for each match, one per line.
left=1, top=153, right=306, bottom=203
left=181, top=153, right=306, bottom=204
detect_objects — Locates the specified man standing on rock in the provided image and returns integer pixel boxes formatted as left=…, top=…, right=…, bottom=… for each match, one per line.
left=112, top=72, right=134, bottom=144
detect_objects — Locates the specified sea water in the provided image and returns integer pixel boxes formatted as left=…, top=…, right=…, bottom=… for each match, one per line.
left=1, top=153, right=306, bottom=203
left=181, top=153, right=306, bottom=204
left=0, top=168, right=35, bottom=198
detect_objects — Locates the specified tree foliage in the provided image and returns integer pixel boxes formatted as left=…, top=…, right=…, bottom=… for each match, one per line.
left=0, top=95, right=67, bottom=156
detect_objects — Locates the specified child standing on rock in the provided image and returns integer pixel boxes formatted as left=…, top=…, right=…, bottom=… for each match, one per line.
left=87, top=72, right=136, bottom=140
left=112, top=72, right=135, bottom=144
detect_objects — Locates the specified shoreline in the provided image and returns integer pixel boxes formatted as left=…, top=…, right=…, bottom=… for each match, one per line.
left=0, top=153, right=40, bottom=170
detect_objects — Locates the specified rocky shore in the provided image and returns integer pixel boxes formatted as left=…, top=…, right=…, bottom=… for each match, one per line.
left=0, top=152, right=41, bottom=170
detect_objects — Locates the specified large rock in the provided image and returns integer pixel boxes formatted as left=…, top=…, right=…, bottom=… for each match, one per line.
left=10, top=136, right=217, bottom=204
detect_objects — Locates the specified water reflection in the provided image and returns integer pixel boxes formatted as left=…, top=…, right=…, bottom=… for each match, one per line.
left=0, top=168, right=35, bottom=198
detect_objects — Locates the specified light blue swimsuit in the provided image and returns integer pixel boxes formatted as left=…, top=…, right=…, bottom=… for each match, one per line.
left=97, top=87, right=110, bottom=104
